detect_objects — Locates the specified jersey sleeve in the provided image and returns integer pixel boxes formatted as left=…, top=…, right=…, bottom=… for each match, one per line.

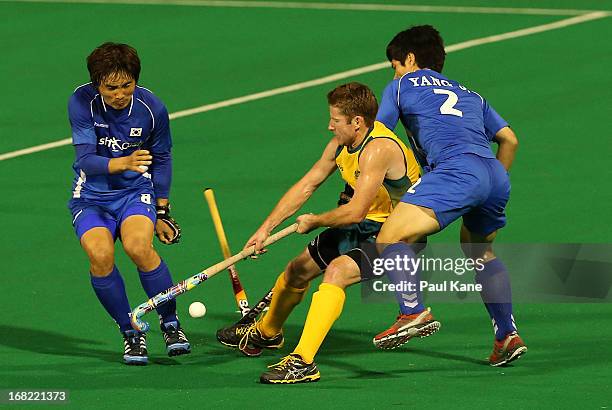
left=147, top=102, right=173, bottom=198
left=482, top=100, right=509, bottom=142
left=74, top=144, right=110, bottom=175
left=376, top=80, right=400, bottom=130
left=146, top=104, right=172, bottom=154
left=68, top=93, right=97, bottom=145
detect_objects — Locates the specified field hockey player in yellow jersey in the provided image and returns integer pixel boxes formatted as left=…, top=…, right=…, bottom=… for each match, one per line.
left=216, top=82, right=428, bottom=384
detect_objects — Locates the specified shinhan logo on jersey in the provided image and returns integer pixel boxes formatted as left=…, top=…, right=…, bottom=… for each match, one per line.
left=98, top=136, right=142, bottom=152
left=94, top=122, right=109, bottom=128
left=130, top=128, right=142, bottom=137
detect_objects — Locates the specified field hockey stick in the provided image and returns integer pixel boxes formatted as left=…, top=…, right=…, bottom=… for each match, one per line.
left=235, top=288, right=274, bottom=325
left=234, top=289, right=274, bottom=357
left=131, top=223, right=298, bottom=332
left=204, top=188, right=250, bottom=316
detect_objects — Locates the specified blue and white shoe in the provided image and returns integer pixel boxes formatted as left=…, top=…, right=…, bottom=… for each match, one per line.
left=161, top=321, right=191, bottom=357
left=122, top=330, right=148, bottom=365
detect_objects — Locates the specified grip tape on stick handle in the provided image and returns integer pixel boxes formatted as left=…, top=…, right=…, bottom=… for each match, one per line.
left=130, top=223, right=298, bottom=332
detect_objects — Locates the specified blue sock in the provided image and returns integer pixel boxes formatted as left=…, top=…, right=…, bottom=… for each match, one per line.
left=138, top=259, right=178, bottom=325
left=475, top=258, right=516, bottom=340
left=90, top=266, right=132, bottom=332
left=381, top=242, right=425, bottom=315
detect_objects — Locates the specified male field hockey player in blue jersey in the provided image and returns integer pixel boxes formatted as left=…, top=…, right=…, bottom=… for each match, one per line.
left=67, top=43, right=190, bottom=365
left=373, top=26, right=527, bottom=366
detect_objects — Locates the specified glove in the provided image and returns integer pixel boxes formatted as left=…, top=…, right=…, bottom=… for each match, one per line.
left=156, top=204, right=181, bottom=244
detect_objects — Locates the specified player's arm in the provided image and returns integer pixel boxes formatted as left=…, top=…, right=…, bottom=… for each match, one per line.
left=296, top=138, right=396, bottom=233
left=147, top=103, right=180, bottom=244
left=483, top=100, right=518, bottom=171
left=246, top=138, right=338, bottom=251
left=75, top=144, right=151, bottom=175
left=493, top=126, right=518, bottom=171
left=146, top=104, right=172, bottom=205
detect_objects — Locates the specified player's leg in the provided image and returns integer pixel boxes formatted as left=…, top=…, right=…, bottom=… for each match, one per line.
left=261, top=220, right=384, bottom=338
left=217, top=247, right=322, bottom=351
left=376, top=203, right=438, bottom=316
left=256, top=247, right=321, bottom=338
left=372, top=158, right=491, bottom=349
left=460, top=226, right=526, bottom=365
left=293, top=256, right=359, bottom=361
left=244, top=248, right=321, bottom=351
left=461, top=158, right=526, bottom=366
left=372, top=203, right=441, bottom=348
left=250, top=226, right=355, bottom=349
left=81, top=227, right=133, bottom=331
left=377, top=202, right=440, bottom=244
left=121, top=214, right=173, bottom=324
left=73, top=205, right=146, bottom=365
left=231, top=227, right=359, bottom=355
left=121, top=212, right=190, bottom=357
left=261, top=255, right=360, bottom=384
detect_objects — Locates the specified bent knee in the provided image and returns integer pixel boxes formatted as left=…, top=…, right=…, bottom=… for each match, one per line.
left=122, top=237, right=154, bottom=260
left=460, top=225, right=497, bottom=261
left=84, top=245, right=114, bottom=273
left=323, top=256, right=360, bottom=289
left=285, top=253, right=321, bottom=288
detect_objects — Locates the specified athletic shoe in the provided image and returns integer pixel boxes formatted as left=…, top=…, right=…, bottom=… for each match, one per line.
left=216, top=319, right=265, bottom=357
left=489, top=332, right=527, bottom=367
left=161, top=321, right=191, bottom=357
left=260, top=353, right=320, bottom=384
left=238, top=322, right=284, bottom=356
left=373, top=307, right=441, bottom=350
left=122, top=330, right=148, bottom=365
left=216, top=319, right=255, bottom=348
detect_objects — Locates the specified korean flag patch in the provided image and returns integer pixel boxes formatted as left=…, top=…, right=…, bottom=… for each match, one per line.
left=130, top=128, right=143, bottom=137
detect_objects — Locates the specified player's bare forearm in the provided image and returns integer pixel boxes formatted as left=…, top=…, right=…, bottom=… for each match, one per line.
left=260, top=180, right=317, bottom=232
left=495, top=127, right=518, bottom=171
left=497, top=142, right=517, bottom=170
left=259, top=139, right=338, bottom=232
left=296, top=202, right=367, bottom=234
left=312, top=204, right=366, bottom=229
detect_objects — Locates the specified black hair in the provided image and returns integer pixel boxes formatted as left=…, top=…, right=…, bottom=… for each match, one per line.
left=386, top=25, right=446, bottom=73
left=87, top=42, right=141, bottom=86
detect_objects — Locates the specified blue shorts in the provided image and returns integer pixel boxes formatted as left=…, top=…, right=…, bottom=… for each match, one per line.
left=401, top=154, right=510, bottom=235
left=68, top=189, right=156, bottom=240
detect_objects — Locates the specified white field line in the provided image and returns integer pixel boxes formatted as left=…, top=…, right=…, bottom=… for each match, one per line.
left=0, top=11, right=608, bottom=161
left=1, top=0, right=609, bottom=16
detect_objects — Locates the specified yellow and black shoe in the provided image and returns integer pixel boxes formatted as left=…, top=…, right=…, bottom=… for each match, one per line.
left=216, top=319, right=255, bottom=348
left=260, top=354, right=321, bottom=384
left=238, top=322, right=284, bottom=357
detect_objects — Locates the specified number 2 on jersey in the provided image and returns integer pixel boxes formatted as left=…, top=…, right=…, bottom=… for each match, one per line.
left=433, top=89, right=463, bottom=117
left=407, top=178, right=422, bottom=194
